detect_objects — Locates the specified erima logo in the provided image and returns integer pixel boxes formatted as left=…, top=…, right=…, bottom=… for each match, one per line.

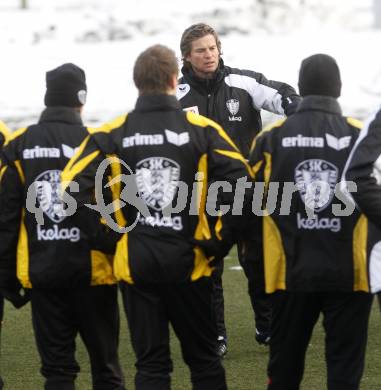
left=123, top=131, right=189, bottom=148
left=282, top=135, right=324, bottom=148
left=123, top=133, right=164, bottom=148
left=325, top=134, right=351, bottom=150
left=23, top=146, right=60, bottom=159
left=297, top=213, right=341, bottom=232
left=37, top=224, right=80, bottom=242
left=62, top=144, right=80, bottom=159
left=165, top=129, right=189, bottom=146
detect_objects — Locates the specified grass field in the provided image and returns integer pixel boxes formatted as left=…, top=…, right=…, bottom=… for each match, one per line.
left=1, top=254, right=381, bottom=389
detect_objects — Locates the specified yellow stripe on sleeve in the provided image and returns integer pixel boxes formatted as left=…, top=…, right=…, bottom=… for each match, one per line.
left=14, top=160, right=25, bottom=184
left=250, top=119, right=286, bottom=154
left=5, top=127, right=28, bottom=146
left=0, top=121, right=10, bottom=143
left=214, top=149, right=253, bottom=177
left=64, top=136, right=90, bottom=172
left=186, top=111, right=240, bottom=152
left=92, top=115, right=128, bottom=134
left=347, top=117, right=363, bottom=129
left=0, top=166, right=7, bottom=183
left=61, top=150, right=100, bottom=191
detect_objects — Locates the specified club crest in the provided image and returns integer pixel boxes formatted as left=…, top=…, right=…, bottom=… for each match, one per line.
left=135, top=157, right=180, bottom=211
left=226, top=99, right=240, bottom=116
left=34, top=170, right=66, bottom=223
left=295, top=159, right=338, bottom=212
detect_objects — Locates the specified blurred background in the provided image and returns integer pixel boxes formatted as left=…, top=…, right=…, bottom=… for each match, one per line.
left=0, top=0, right=380, bottom=128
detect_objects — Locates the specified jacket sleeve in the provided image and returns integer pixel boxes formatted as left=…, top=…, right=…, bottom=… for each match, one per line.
left=249, top=131, right=269, bottom=183
left=0, top=121, right=10, bottom=148
left=0, top=157, right=23, bottom=289
left=62, top=134, right=105, bottom=204
left=62, top=132, right=121, bottom=251
left=228, top=69, right=301, bottom=116
left=207, top=120, right=252, bottom=182
left=344, top=111, right=381, bottom=227
left=205, top=118, right=254, bottom=251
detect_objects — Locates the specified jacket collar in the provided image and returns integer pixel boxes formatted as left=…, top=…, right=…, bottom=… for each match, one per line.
left=181, top=58, right=226, bottom=94
left=134, top=94, right=180, bottom=112
left=39, top=106, right=83, bottom=125
left=297, top=95, right=342, bottom=115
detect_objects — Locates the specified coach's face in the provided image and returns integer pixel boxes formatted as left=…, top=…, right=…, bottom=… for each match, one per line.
left=186, top=34, right=220, bottom=79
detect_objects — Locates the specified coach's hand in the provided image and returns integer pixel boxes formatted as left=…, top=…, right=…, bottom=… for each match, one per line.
left=0, top=287, right=31, bottom=309
left=190, top=237, right=231, bottom=261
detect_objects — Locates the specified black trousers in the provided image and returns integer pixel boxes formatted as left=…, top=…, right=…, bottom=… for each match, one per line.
left=0, top=296, right=3, bottom=390
left=212, top=251, right=271, bottom=339
left=30, top=285, right=125, bottom=390
left=120, top=278, right=227, bottom=390
left=268, top=291, right=373, bottom=390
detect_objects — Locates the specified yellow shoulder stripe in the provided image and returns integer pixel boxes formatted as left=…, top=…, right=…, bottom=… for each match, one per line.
left=251, top=160, right=263, bottom=178
left=186, top=112, right=240, bottom=152
left=186, top=111, right=215, bottom=128
left=0, top=121, right=10, bottom=142
left=14, top=160, right=25, bottom=184
left=65, top=136, right=90, bottom=172
left=5, top=127, right=28, bottom=146
left=347, top=117, right=363, bottom=129
left=250, top=119, right=286, bottom=154
left=0, top=166, right=7, bottom=183
left=92, top=114, right=128, bottom=134
left=214, top=149, right=253, bottom=177
left=61, top=150, right=100, bottom=192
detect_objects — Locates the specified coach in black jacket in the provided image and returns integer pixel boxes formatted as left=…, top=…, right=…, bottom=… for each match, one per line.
left=249, top=54, right=373, bottom=390
left=63, top=44, right=250, bottom=390
left=0, top=64, right=124, bottom=390
left=177, top=23, right=300, bottom=354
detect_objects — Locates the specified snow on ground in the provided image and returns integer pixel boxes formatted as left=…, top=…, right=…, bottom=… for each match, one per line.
left=0, top=0, right=380, bottom=129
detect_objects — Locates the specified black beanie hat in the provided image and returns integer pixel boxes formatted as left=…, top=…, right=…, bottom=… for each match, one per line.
left=298, top=54, right=341, bottom=98
left=44, top=63, right=87, bottom=107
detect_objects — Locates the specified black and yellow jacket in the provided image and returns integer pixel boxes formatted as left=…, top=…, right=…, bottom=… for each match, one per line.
left=0, top=121, right=10, bottom=148
left=62, top=94, right=250, bottom=285
left=247, top=95, right=370, bottom=293
left=0, top=107, right=115, bottom=289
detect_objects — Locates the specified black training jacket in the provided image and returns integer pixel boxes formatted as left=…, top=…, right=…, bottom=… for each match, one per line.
left=344, top=108, right=381, bottom=293
left=62, top=95, right=250, bottom=285
left=0, top=107, right=115, bottom=289
left=177, top=59, right=300, bottom=158
left=246, top=95, right=371, bottom=293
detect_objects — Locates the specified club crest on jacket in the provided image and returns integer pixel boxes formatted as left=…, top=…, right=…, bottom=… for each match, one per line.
left=34, top=169, right=66, bottom=223
left=295, top=159, right=338, bottom=212
left=226, top=99, right=240, bottom=116
left=135, top=157, right=180, bottom=211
